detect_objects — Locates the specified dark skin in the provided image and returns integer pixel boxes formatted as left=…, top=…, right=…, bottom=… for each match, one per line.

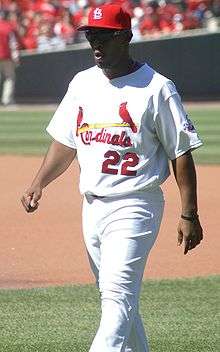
left=171, top=151, right=203, bottom=254
left=21, top=28, right=203, bottom=255
left=85, top=28, right=138, bottom=79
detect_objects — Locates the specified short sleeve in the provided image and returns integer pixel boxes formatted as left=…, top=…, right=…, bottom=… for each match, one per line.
left=155, top=81, right=203, bottom=160
left=46, top=78, right=78, bottom=149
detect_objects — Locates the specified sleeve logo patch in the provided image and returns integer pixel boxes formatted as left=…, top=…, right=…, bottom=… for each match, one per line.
left=183, top=115, right=196, bottom=132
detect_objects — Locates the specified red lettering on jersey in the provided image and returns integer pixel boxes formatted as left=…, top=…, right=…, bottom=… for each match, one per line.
left=95, top=130, right=103, bottom=142
left=105, top=133, right=112, bottom=144
left=81, top=130, right=92, bottom=145
left=111, top=135, right=120, bottom=145
left=119, top=102, right=137, bottom=133
left=124, top=137, right=132, bottom=147
left=80, top=128, right=132, bottom=147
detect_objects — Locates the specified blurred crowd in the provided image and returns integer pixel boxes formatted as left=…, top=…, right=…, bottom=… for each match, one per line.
left=0, top=0, right=219, bottom=105
left=0, top=0, right=220, bottom=52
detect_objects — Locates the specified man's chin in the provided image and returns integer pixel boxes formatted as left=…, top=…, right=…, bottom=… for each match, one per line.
left=95, top=60, right=106, bottom=69
left=94, top=57, right=112, bottom=69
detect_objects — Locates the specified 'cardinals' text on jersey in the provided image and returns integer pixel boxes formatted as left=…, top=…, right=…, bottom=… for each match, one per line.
left=47, top=64, right=202, bottom=196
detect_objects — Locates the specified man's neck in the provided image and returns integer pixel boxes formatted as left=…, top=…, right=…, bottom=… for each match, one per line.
left=102, top=59, right=139, bottom=80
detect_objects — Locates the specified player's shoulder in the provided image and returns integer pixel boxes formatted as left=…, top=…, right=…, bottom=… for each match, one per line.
left=69, top=65, right=98, bottom=87
left=146, top=64, right=177, bottom=95
left=77, top=65, right=98, bottom=78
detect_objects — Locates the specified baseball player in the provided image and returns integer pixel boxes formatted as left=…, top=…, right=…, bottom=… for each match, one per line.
left=0, top=10, right=20, bottom=106
left=21, top=4, right=203, bottom=352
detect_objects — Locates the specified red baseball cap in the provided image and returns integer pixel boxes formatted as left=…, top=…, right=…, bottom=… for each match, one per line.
left=77, top=4, right=131, bottom=31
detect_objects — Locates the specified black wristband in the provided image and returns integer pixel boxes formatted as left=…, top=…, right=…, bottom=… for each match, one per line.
left=181, top=213, right=199, bottom=222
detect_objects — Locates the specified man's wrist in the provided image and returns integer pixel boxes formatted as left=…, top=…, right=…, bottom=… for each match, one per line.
left=181, top=212, right=199, bottom=223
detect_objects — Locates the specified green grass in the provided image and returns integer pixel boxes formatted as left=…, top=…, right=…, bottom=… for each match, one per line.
left=0, top=276, right=219, bottom=352
left=0, top=107, right=219, bottom=164
left=0, top=111, right=52, bottom=156
left=188, top=108, right=220, bottom=164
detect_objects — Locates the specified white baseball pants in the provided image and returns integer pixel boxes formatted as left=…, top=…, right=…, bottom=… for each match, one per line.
left=82, top=188, right=164, bottom=352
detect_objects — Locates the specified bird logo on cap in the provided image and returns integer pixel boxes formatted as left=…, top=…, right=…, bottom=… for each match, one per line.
left=93, top=8, right=103, bottom=20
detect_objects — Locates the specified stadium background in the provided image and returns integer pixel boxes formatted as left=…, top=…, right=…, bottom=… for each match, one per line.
left=0, top=1, right=219, bottom=351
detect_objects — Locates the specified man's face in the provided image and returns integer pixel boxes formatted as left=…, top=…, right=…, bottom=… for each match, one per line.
left=85, top=29, right=130, bottom=69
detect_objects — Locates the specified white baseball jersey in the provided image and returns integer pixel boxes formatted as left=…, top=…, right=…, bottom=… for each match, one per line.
left=46, top=63, right=202, bottom=197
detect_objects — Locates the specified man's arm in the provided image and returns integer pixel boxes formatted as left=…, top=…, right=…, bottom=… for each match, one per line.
left=21, top=140, right=76, bottom=213
left=171, top=150, right=203, bottom=254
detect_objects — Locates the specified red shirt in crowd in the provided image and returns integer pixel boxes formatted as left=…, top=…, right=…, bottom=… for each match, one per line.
left=0, top=19, right=15, bottom=59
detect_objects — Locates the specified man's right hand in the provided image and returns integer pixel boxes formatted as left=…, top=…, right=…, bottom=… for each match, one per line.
left=21, top=186, right=42, bottom=213
left=20, top=140, right=76, bottom=213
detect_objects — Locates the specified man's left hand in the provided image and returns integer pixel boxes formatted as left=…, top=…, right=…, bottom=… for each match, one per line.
left=177, top=218, right=203, bottom=255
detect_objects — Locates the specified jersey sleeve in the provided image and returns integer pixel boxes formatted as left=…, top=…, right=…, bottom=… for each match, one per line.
left=155, top=81, right=203, bottom=160
left=46, top=78, right=78, bottom=149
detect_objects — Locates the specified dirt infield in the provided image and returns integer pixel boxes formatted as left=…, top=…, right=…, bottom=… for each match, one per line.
left=0, top=156, right=219, bottom=289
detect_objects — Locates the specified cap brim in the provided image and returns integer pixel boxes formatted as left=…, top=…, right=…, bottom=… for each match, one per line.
left=77, top=25, right=92, bottom=31
left=77, top=24, right=127, bottom=31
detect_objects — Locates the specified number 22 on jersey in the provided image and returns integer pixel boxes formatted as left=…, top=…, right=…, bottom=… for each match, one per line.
left=102, top=150, right=139, bottom=176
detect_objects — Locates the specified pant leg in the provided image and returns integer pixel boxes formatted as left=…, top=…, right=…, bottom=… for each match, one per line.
left=83, top=191, right=164, bottom=352
left=125, top=312, right=149, bottom=352
left=82, top=195, right=101, bottom=287
left=86, top=244, right=148, bottom=352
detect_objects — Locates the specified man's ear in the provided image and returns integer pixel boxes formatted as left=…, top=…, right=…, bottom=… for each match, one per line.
left=127, top=30, right=133, bottom=43
left=120, top=30, right=133, bottom=43
left=123, top=30, right=133, bottom=43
